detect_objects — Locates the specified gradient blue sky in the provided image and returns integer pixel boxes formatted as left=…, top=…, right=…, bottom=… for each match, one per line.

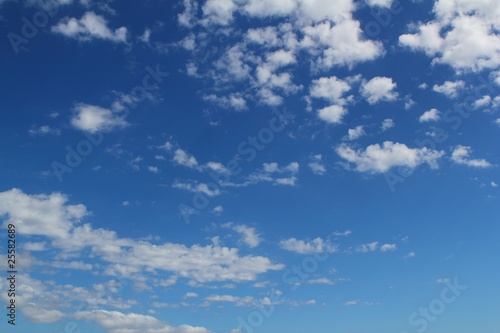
left=1, top=0, right=500, bottom=332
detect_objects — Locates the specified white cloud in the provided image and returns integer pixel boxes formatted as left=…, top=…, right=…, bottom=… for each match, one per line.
left=360, top=76, right=398, bottom=104
left=318, top=105, right=347, bottom=124
left=356, top=241, right=378, bottom=253
left=173, top=149, right=199, bottom=168
left=71, top=104, right=128, bottom=133
left=243, top=0, right=297, bottom=17
left=491, top=182, right=498, bottom=187
left=432, top=80, right=465, bottom=98
left=309, top=76, right=351, bottom=105
left=336, top=141, right=445, bottom=173
left=308, top=277, right=334, bottom=285
left=52, top=12, right=127, bottom=43
left=366, top=0, right=393, bottom=7
left=184, top=292, right=199, bottom=298
left=347, top=126, right=365, bottom=141
left=308, top=154, right=326, bottom=175
left=399, top=1, right=500, bottom=72
left=73, top=310, right=212, bottom=333
left=172, top=181, right=221, bottom=197
left=419, top=108, right=441, bottom=122
left=451, top=145, right=492, bottom=168
left=201, top=0, right=236, bottom=26
left=243, top=162, right=299, bottom=186
left=381, top=119, right=395, bottom=131
left=279, top=237, right=337, bottom=254
left=212, top=205, right=224, bottom=214
left=301, top=19, right=384, bottom=69
left=0, top=189, right=284, bottom=284
left=223, top=223, right=261, bottom=248
left=380, top=244, right=397, bottom=252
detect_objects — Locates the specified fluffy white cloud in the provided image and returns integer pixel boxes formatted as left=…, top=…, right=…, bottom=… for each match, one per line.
left=301, top=19, right=383, bottom=69
left=347, top=126, right=365, bottom=140
left=29, top=125, right=60, bottom=136
left=243, top=0, right=297, bottom=18
left=432, top=80, right=465, bottom=98
left=361, top=77, right=398, bottom=104
left=451, top=145, right=492, bottom=168
left=399, top=1, right=500, bottom=72
left=71, top=104, right=128, bottom=133
left=279, top=237, right=337, bottom=254
left=366, top=0, right=394, bottom=7
left=52, top=11, right=127, bottom=43
left=309, top=76, right=352, bottom=104
left=419, top=108, right=441, bottom=122
left=318, top=105, right=347, bottom=124
left=336, top=141, right=445, bottom=173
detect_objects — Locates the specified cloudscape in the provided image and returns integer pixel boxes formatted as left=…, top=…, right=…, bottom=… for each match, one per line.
left=0, top=0, right=499, bottom=332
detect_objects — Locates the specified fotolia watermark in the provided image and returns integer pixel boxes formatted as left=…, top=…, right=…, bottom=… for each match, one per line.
left=179, top=108, right=295, bottom=224
left=401, top=277, right=467, bottom=333
left=51, top=65, right=168, bottom=182
left=385, top=75, right=496, bottom=192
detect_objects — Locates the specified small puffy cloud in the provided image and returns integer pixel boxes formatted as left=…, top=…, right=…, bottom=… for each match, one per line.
left=432, top=80, right=465, bottom=98
left=318, top=105, right=347, bottom=124
left=184, top=292, right=199, bottom=299
left=71, top=104, right=128, bottom=133
left=52, top=12, right=127, bottom=43
left=308, top=154, right=326, bottom=175
left=361, top=77, right=398, bottom=104
left=173, top=149, right=199, bottom=168
left=419, top=108, right=441, bottom=122
left=473, top=95, right=491, bottom=108
left=380, top=244, right=397, bottom=252
left=279, top=237, right=337, bottom=254
left=491, top=181, right=498, bottom=187
left=381, top=119, right=395, bottom=131
left=308, top=277, right=334, bottom=285
left=347, top=126, right=365, bottom=141
left=212, top=205, right=224, bottom=214
left=451, top=145, right=492, bottom=168
left=336, top=141, right=445, bottom=173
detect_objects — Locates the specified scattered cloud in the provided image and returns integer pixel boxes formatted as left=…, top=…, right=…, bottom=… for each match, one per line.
left=432, top=80, right=465, bottom=98
left=360, top=76, right=398, bottom=104
left=336, top=141, right=445, bottom=173
left=308, top=154, right=326, bottom=175
left=419, top=108, right=441, bottom=122
left=451, top=145, right=492, bottom=168
left=71, top=104, right=128, bottom=133
left=279, top=237, right=337, bottom=254
left=347, top=125, right=365, bottom=141
left=52, top=12, right=128, bottom=43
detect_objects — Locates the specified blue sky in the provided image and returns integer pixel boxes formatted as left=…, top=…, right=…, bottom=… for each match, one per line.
left=1, top=0, right=500, bottom=332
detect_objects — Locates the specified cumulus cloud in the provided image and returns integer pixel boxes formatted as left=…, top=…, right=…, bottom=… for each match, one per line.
left=419, top=108, right=441, bottom=122
left=361, top=76, right=398, bottom=104
left=381, top=118, right=395, bottom=131
left=336, top=141, right=445, bottom=173
left=432, top=80, right=465, bottom=98
left=399, top=1, right=500, bottom=72
left=71, top=104, right=128, bottom=133
left=173, top=149, right=199, bottom=168
left=317, top=105, right=347, bottom=124
left=451, top=145, right=492, bottom=168
left=52, top=11, right=127, bottom=43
